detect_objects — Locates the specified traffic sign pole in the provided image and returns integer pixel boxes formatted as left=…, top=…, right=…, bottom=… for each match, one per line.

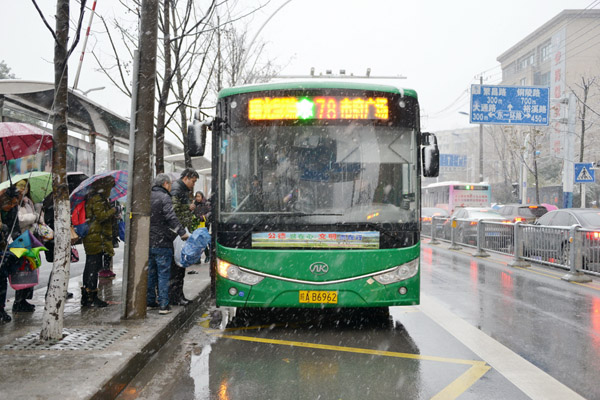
left=563, top=93, right=576, bottom=208
left=574, top=161, right=595, bottom=208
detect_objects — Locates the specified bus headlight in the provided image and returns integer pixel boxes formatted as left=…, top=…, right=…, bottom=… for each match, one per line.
left=217, top=259, right=264, bottom=286
left=373, top=258, right=419, bottom=285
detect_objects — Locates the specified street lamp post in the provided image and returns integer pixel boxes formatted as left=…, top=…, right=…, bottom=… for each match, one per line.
left=458, top=107, right=483, bottom=183
left=477, top=76, right=484, bottom=182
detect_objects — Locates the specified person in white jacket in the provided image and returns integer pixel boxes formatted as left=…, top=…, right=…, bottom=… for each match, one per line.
left=17, top=181, right=39, bottom=233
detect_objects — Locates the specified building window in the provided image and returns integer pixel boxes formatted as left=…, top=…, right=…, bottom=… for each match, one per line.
left=520, top=77, right=527, bottom=86
left=540, top=41, right=551, bottom=62
left=534, top=71, right=550, bottom=86
left=516, top=52, right=534, bottom=71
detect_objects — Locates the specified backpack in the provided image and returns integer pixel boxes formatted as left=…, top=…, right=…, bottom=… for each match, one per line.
left=71, top=201, right=90, bottom=238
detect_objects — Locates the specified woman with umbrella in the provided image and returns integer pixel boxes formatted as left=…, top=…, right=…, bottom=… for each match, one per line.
left=81, top=176, right=117, bottom=307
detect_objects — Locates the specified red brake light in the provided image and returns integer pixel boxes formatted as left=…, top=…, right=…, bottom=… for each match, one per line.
left=422, top=217, right=432, bottom=222
left=514, top=217, right=524, bottom=222
left=586, top=232, right=600, bottom=240
left=470, top=221, right=478, bottom=225
left=501, top=220, right=512, bottom=224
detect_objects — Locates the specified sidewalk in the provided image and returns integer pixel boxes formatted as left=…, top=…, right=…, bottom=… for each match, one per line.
left=0, top=246, right=212, bottom=399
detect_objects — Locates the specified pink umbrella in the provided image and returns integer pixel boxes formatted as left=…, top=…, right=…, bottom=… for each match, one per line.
left=0, top=122, right=53, bottom=162
left=542, top=203, right=558, bottom=211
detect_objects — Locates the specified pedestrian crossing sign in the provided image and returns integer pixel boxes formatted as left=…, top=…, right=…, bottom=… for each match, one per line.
left=575, top=163, right=595, bottom=183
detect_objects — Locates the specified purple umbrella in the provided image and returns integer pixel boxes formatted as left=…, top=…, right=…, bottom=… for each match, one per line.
left=70, top=170, right=128, bottom=210
left=0, top=122, right=53, bottom=162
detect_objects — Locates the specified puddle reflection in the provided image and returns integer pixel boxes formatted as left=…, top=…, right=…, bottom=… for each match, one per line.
left=193, top=308, right=423, bottom=399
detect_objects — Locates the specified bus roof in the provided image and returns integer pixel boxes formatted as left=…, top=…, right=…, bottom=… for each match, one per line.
left=218, top=80, right=417, bottom=100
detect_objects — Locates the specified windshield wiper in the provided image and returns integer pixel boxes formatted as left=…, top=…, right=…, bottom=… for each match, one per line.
left=354, top=222, right=403, bottom=239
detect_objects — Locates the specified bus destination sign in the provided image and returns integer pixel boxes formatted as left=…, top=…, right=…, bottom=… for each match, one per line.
left=470, top=85, right=549, bottom=126
left=248, top=96, right=389, bottom=121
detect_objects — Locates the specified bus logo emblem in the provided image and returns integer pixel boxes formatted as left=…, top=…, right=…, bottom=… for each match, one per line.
left=309, top=262, right=329, bottom=275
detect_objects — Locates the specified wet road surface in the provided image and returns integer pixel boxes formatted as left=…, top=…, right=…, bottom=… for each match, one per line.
left=117, top=241, right=598, bottom=399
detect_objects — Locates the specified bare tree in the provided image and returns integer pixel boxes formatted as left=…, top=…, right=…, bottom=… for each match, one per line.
left=32, top=0, right=87, bottom=341
left=92, top=0, right=281, bottom=170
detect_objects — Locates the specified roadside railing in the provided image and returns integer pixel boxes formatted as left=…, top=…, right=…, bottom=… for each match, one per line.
left=424, top=217, right=596, bottom=282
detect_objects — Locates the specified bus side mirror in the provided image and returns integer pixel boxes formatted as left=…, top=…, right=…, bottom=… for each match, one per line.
left=187, top=119, right=209, bottom=157
left=421, top=132, right=439, bottom=177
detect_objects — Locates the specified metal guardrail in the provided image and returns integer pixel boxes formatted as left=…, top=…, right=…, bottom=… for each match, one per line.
left=424, top=216, right=596, bottom=282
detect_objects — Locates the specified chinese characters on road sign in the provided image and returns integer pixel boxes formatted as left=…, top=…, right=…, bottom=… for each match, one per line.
left=470, top=85, right=550, bottom=126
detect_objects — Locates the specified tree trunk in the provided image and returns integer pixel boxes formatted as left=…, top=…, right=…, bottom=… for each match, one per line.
left=154, top=0, right=172, bottom=175
left=40, top=0, right=71, bottom=341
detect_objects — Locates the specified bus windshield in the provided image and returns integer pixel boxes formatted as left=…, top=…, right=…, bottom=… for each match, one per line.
left=219, top=123, right=418, bottom=225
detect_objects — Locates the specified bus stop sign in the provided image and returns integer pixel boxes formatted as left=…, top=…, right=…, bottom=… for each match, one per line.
left=470, top=85, right=549, bottom=126
left=575, top=163, right=595, bottom=183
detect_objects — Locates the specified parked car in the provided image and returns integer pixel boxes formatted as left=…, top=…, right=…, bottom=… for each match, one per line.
left=421, top=207, right=449, bottom=237
left=498, top=204, right=548, bottom=223
left=444, top=207, right=511, bottom=245
left=524, top=208, right=600, bottom=267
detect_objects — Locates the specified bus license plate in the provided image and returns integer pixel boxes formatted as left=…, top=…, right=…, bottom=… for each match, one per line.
left=299, top=291, right=338, bottom=304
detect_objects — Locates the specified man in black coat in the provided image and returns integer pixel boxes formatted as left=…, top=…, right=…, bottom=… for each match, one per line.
left=148, top=174, right=188, bottom=314
left=169, top=168, right=200, bottom=305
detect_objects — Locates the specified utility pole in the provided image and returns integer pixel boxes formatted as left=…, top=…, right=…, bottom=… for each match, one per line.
left=478, top=75, right=484, bottom=183
left=121, top=0, right=159, bottom=319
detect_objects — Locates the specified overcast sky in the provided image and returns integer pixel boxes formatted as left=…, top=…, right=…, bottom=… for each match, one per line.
left=2, top=0, right=597, bottom=138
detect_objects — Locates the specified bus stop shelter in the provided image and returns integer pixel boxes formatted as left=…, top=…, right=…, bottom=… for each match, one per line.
left=0, top=80, right=191, bottom=174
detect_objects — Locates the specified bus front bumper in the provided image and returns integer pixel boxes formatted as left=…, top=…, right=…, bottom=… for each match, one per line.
left=215, top=274, right=420, bottom=308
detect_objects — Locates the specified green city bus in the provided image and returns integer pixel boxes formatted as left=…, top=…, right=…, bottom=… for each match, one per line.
left=188, top=81, right=439, bottom=309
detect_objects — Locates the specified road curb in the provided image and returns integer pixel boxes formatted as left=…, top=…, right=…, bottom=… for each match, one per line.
left=91, top=285, right=212, bottom=400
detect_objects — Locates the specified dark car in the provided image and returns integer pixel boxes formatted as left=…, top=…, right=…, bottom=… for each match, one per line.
left=498, top=204, right=548, bottom=223
left=444, top=207, right=510, bottom=245
left=421, top=207, right=449, bottom=237
left=524, top=208, right=600, bottom=267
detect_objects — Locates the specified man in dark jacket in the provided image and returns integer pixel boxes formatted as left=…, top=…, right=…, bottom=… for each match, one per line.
left=169, top=168, right=200, bottom=305
left=149, top=174, right=189, bottom=314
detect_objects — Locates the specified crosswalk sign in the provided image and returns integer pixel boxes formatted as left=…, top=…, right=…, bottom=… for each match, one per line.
left=575, top=163, right=595, bottom=183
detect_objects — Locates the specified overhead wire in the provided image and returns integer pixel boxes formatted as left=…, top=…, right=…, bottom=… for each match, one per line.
left=430, top=3, right=600, bottom=121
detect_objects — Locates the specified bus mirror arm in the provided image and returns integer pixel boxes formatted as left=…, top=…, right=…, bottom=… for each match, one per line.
left=421, top=132, right=440, bottom=178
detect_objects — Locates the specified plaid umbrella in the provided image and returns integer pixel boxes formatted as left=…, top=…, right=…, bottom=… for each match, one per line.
left=0, top=122, right=53, bottom=162
left=70, top=170, right=128, bottom=210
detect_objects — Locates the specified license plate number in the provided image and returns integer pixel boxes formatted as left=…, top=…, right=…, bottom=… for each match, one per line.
left=299, top=291, right=338, bottom=304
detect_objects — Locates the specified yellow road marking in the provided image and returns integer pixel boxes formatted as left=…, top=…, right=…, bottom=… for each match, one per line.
left=431, top=363, right=491, bottom=400
left=205, top=332, right=490, bottom=399
left=212, top=332, right=485, bottom=367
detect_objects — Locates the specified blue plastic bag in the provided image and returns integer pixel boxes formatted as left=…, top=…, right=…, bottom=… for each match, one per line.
left=118, top=220, right=125, bottom=241
left=180, top=227, right=210, bottom=268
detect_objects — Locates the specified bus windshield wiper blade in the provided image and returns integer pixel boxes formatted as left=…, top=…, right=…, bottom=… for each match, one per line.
left=357, top=222, right=399, bottom=239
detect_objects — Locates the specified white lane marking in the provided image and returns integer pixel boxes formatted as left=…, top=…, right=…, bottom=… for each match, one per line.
left=420, top=293, right=585, bottom=400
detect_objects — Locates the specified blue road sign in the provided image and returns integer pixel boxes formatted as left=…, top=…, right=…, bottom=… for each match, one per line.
left=440, top=154, right=467, bottom=168
left=470, top=85, right=549, bottom=126
left=574, top=163, right=595, bottom=183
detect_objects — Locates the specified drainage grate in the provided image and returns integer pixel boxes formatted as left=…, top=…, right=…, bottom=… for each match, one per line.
left=1, top=328, right=128, bottom=351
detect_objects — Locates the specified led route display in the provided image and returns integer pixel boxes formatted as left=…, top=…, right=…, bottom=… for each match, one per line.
left=248, top=96, right=389, bottom=121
